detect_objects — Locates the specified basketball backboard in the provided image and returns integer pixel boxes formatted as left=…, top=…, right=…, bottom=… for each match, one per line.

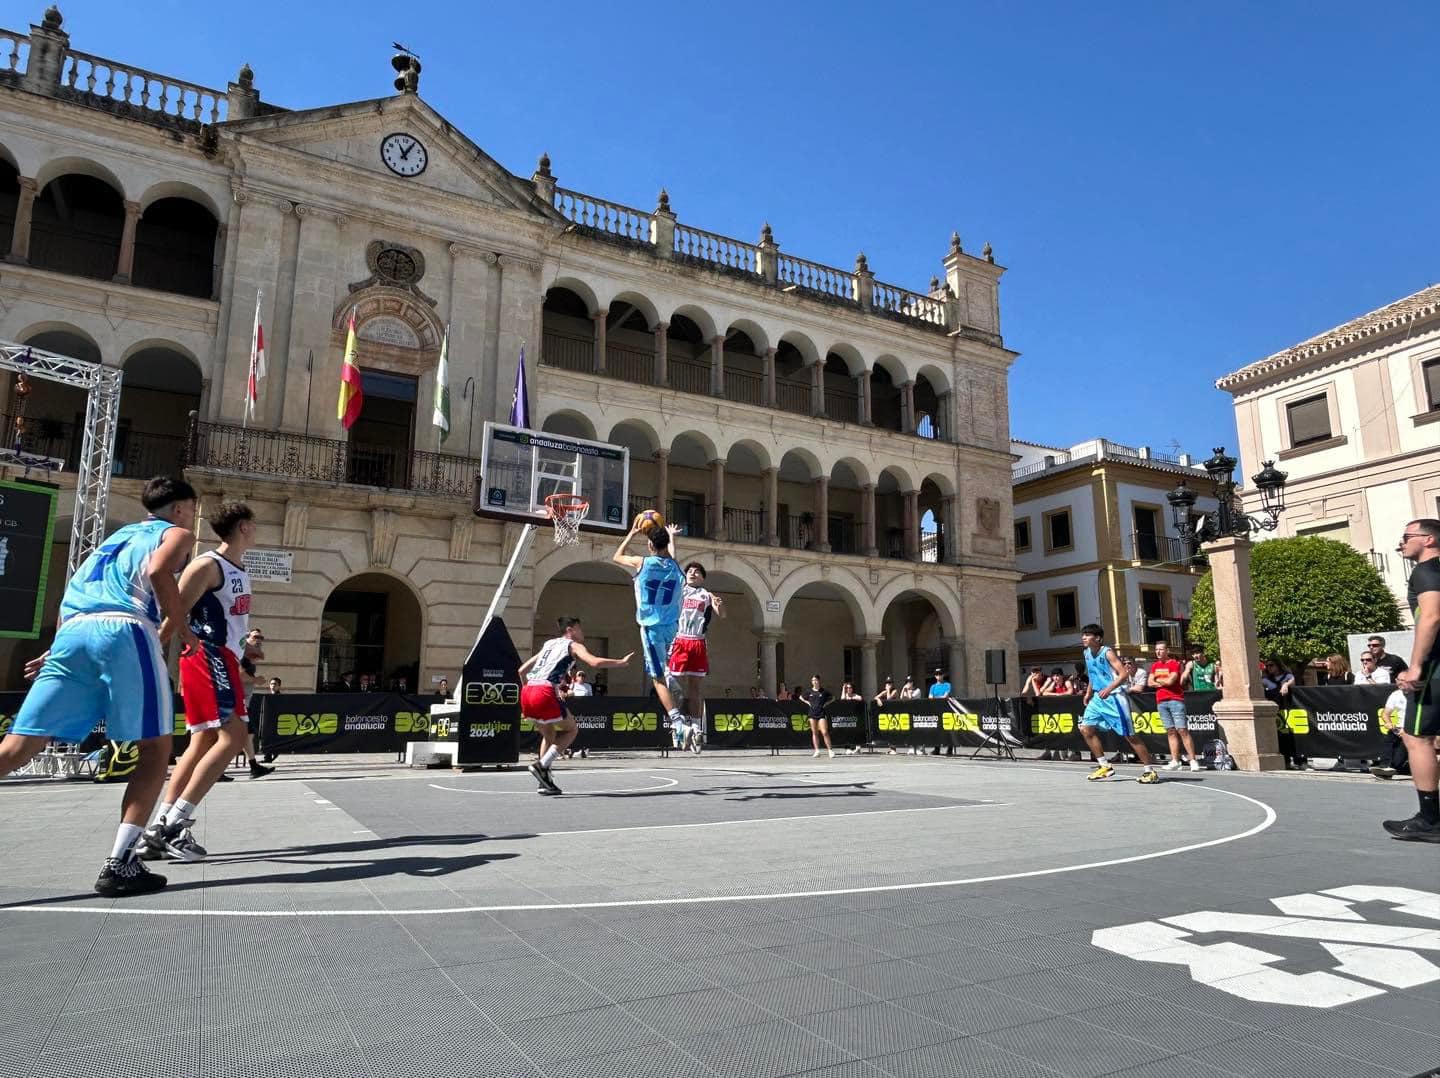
left=475, top=422, right=630, bottom=531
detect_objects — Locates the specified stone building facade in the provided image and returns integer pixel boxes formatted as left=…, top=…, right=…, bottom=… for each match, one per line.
left=1218, top=282, right=1440, bottom=624
left=0, top=9, right=1020, bottom=697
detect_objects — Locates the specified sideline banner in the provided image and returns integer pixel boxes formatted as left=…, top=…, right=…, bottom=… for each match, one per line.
left=255, top=692, right=444, bottom=754
left=1013, top=692, right=1227, bottom=754
left=1286, top=685, right=1392, bottom=757
left=871, top=699, right=1013, bottom=749
left=705, top=700, right=868, bottom=750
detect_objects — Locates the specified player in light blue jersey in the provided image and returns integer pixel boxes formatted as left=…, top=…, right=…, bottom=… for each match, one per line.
left=1078, top=623, right=1159, bottom=783
left=0, top=477, right=200, bottom=896
left=613, top=520, right=686, bottom=732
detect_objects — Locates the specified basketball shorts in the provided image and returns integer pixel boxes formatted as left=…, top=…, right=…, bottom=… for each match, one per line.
left=521, top=682, right=568, bottom=724
left=1081, top=691, right=1134, bottom=737
left=641, top=624, right=677, bottom=680
left=668, top=636, right=709, bottom=677
left=12, top=613, right=171, bottom=744
left=179, top=643, right=248, bottom=731
left=1403, top=661, right=1438, bottom=738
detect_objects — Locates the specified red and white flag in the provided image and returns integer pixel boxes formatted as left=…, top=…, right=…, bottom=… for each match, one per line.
left=245, top=291, right=267, bottom=425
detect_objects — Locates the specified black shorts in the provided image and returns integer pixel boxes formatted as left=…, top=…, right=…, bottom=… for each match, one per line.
left=1403, top=661, right=1439, bottom=738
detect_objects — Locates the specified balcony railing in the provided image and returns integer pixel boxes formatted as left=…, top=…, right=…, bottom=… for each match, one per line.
left=674, top=224, right=758, bottom=275
left=724, top=368, right=765, bottom=406
left=775, top=380, right=811, bottom=416
left=60, top=47, right=226, bottom=129
left=823, top=388, right=860, bottom=424
left=553, top=188, right=651, bottom=244
left=777, top=254, right=857, bottom=305
left=1130, top=531, right=1203, bottom=567
left=668, top=357, right=710, bottom=396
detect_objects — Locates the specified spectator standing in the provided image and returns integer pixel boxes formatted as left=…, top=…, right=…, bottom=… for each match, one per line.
left=929, top=670, right=952, bottom=699
left=1367, top=635, right=1410, bottom=683
left=1124, top=658, right=1149, bottom=692
left=268, top=677, right=282, bottom=693
left=1370, top=688, right=1412, bottom=780
left=839, top=682, right=862, bottom=701
left=1183, top=648, right=1221, bottom=691
left=1383, top=519, right=1440, bottom=842
left=1148, top=640, right=1198, bottom=771
left=568, top=670, right=593, bottom=696
left=899, top=675, right=922, bottom=700
left=1022, top=667, right=1047, bottom=696
left=873, top=677, right=898, bottom=705
left=1263, top=659, right=1304, bottom=769
left=436, top=677, right=449, bottom=697
left=802, top=675, right=835, bottom=759
left=1357, top=653, right=1391, bottom=685
left=1319, top=654, right=1354, bottom=686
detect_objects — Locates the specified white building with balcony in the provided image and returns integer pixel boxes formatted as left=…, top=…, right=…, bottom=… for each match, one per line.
left=0, top=8, right=1021, bottom=696
left=1011, top=438, right=1215, bottom=673
left=1218, top=282, right=1440, bottom=622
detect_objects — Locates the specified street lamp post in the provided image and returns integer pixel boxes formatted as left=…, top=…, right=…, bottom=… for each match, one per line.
left=1167, top=449, right=1289, bottom=771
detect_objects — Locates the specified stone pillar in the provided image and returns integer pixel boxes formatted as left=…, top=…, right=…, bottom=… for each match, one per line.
left=592, top=310, right=607, bottom=374
left=862, top=483, right=878, bottom=557
left=941, top=494, right=958, bottom=564
left=943, top=638, right=966, bottom=696
left=21, top=9, right=68, bottom=96
left=6, top=177, right=38, bottom=263
left=936, top=392, right=952, bottom=441
left=757, top=223, right=778, bottom=284
left=653, top=322, right=669, bottom=386
left=857, top=369, right=872, bottom=425
left=814, top=476, right=830, bottom=553
left=760, top=632, right=783, bottom=697
left=860, top=635, right=882, bottom=701
left=708, top=458, right=726, bottom=538
left=903, top=490, right=919, bottom=560
left=763, top=347, right=777, bottom=408
left=710, top=334, right=726, bottom=397
left=1204, top=535, right=1285, bottom=771
left=650, top=189, right=676, bottom=257
left=764, top=466, right=779, bottom=546
left=900, top=380, right=915, bottom=434
left=226, top=64, right=260, bottom=120
left=654, top=448, right=670, bottom=513
left=810, top=363, right=824, bottom=416
left=210, top=223, right=228, bottom=301
left=113, top=200, right=142, bottom=284
left=854, top=252, right=874, bottom=309
left=531, top=153, right=556, bottom=204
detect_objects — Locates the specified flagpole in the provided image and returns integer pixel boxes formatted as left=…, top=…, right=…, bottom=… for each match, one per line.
left=303, top=349, right=314, bottom=437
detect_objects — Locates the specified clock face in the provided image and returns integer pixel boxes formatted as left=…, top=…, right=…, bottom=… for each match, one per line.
left=380, top=133, right=428, bottom=177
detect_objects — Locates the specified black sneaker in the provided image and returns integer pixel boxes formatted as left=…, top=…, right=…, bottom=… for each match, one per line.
left=528, top=762, right=562, bottom=794
left=95, top=857, right=167, bottom=897
left=1382, top=814, right=1440, bottom=842
left=249, top=763, right=275, bottom=778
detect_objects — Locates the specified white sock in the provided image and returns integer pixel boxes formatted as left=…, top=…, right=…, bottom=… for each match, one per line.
left=166, top=799, right=198, bottom=826
left=540, top=747, right=559, bottom=768
left=154, top=801, right=173, bottom=825
left=110, top=823, right=143, bottom=861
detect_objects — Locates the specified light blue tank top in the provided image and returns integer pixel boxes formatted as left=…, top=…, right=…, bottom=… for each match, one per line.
left=1084, top=644, right=1122, bottom=695
left=633, top=555, right=684, bottom=627
left=61, top=518, right=178, bottom=626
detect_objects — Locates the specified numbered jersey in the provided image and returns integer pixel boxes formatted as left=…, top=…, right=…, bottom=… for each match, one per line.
left=188, top=551, right=252, bottom=659
left=1084, top=644, right=1122, bottom=695
left=676, top=585, right=715, bottom=640
left=633, top=555, right=684, bottom=628
left=61, top=517, right=179, bottom=627
left=526, top=635, right=574, bottom=685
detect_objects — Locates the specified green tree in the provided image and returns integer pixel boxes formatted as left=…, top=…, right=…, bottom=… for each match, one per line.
left=1188, top=535, right=1402, bottom=670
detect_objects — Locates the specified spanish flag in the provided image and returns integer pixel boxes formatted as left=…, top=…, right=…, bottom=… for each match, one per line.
left=337, top=310, right=363, bottom=429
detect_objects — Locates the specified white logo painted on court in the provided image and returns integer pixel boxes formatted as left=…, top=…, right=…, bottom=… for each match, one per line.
left=1092, top=886, right=1440, bottom=1007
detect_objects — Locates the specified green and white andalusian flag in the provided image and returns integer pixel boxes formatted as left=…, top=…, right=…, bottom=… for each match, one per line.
left=432, top=325, right=451, bottom=443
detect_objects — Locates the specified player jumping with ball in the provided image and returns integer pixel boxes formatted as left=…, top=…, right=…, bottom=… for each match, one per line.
left=613, top=515, right=687, bottom=737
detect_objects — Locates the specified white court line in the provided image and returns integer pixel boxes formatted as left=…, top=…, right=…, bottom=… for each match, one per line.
left=427, top=774, right=679, bottom=795
left=0, top=783, right=1276, bottom=917
left=536, top=802, right=1009, bottom=837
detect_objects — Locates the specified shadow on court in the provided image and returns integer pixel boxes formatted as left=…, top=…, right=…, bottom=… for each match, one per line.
left=207, top=831, right=536, bottom=864
left=586, top=781, right=878, bottom=801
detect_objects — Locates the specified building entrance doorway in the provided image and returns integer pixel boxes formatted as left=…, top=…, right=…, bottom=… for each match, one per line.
left=318, top=573, right=422, bottom=691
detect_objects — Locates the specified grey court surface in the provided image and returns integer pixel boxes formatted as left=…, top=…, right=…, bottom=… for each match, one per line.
left=2, top=752, right=1438, bottom=1078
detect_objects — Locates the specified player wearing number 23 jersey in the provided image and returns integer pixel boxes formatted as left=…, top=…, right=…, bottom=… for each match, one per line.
left=633, top=554, right=685, bottom=678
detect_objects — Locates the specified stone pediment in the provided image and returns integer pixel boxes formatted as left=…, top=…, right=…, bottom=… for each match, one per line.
left=223, top=95, right=558, bottom=220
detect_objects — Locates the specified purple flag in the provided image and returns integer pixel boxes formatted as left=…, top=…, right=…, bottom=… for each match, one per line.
left=509, top=345, right=530, bottom=428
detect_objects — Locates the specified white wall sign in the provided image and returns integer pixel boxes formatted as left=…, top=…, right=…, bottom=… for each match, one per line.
left=766, top=600, right=781, bottom=612
left=244, top=549, right=294, bottom=583
left=1092, top=886, right=1440, bottom=1008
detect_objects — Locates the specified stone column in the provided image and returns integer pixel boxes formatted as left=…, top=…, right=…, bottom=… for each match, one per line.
left=937, top=391, right=952, bottom=441
left=1205, top=535, right=1284, bottom=771
left=857, top=370, right=872, bottom=425
left=763, top=347, right=777, bottom=408
left=860, top=635, right=882, bottom=701
left=862, top=483, right=878, bottom=557
left=708, top=458, right=726, bottom=538
left=903, top=490, right=919, bottom=559
left=942, top=494, right=958, bottom=564
left=764, top=466, right=779, bottom=546
left=592, top=310, right=607, bottom=374
left=810, top=363, right=825, bottom=416
left=814, top=475, right=830, bottom=553
left=210, top=223, right=228, bottom=301
left=710, top=334, right=726, bottom=397
left=943, top=637, right=966, bottom=696
left=6, top=177, right=38, bottom=264
left=653, top=448, right=670, bottom=515
left=653, top=321, right=669, bottom=386
left=900, top=380, right=915, bottom=434
left=760, top=632, right=783, bottom=697
left=113, top=200, right=142, bottom=284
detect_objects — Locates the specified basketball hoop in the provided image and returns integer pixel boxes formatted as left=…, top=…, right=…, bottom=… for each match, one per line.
left=544, top=493, right=589, bottom=546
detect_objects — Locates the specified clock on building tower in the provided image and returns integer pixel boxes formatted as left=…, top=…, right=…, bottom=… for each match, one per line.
left=380, top=133, right=428, bottom=177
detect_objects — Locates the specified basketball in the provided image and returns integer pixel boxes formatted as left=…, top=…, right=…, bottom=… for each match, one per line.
left=634, top=508, right=665, bottom=534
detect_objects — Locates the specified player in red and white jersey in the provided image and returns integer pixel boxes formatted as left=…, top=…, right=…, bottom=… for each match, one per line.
left=519, top=617, right=632, bottom=795
left=667, top=561, right=725, bottom=753
left=138, top=502, right=262, bottom=862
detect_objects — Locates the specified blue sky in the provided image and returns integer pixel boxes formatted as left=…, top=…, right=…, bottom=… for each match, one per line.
left=45, top=1, right=1439, bottom=459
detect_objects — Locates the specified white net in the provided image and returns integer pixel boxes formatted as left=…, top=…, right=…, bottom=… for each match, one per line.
left=546, top=495, right=589, bottom=546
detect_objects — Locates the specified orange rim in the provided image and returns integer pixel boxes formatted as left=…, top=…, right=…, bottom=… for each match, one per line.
left=544, top=493, right=590, bottom=520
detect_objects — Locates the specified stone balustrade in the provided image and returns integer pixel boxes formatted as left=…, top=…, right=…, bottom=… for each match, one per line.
left=674, top=223, right=758, bottom=274
left=553, top=187, right=652, bottom=243
left=776, top=252, right=858, bottom=304
left=60, top=48, right=226, bottom=126
left=873, top=281, right=948, bottom=327
left=0, top=29, right=27, bottom=76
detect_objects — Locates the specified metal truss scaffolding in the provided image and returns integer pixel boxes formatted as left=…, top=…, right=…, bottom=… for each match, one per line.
left=0, top=340, right=122, bottom=579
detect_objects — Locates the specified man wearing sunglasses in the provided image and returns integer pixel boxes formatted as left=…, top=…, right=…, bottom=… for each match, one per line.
left=1382, top=520, right=1440, bottom=842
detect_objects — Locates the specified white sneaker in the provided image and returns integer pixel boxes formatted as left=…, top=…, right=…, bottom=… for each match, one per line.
left=1189, top=760, right=1201, bottom=772
left=811, top=750, right=821, bottom=758
left=827, top=749, right=835, bottom=759
left=1162, top=760, right=1183, bottom=771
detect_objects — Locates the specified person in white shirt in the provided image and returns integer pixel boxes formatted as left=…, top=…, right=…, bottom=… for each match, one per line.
left=1356, top=653, right=1391, bottom=685
left=568, top=669, right=594, bottom=697
left=899, top=675, right=922, bottom=699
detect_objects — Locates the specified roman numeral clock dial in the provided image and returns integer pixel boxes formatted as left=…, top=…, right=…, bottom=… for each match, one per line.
left=380, top=133, right=428, bottom=177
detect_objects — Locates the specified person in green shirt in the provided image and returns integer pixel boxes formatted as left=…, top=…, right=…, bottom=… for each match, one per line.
left=1184, top=647, right=1220, bottom=691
